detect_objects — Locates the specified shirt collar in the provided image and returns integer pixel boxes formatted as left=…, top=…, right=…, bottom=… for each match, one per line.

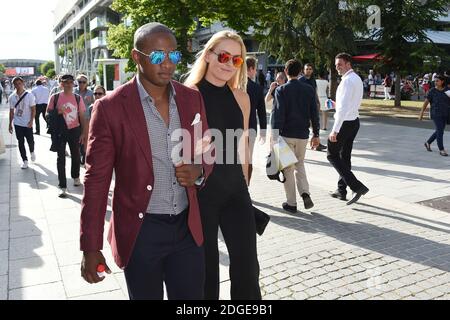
left=136, top=74, right=176, bottom=104
left=343, top=69, right=354, bottom=79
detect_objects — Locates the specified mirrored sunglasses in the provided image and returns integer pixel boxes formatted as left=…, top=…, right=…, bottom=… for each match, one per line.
left=210, top=50, right=244, bottom=68
left=135, top=48, right=182, bottom=65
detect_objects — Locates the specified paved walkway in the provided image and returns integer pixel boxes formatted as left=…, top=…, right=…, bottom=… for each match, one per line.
left=1, top=99, right=450, bottom=300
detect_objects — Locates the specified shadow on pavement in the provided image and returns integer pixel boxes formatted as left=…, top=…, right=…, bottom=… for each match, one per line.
left=253, top=201, right=450, bottom=273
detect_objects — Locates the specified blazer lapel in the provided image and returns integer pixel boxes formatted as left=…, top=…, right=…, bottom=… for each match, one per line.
left=173, top=81, right=196, bottom=163
left=121, top=77, right=153, bottom=170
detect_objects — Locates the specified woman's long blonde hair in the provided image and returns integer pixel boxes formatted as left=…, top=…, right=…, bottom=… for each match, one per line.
left=184, top=30, right=247, bottom=90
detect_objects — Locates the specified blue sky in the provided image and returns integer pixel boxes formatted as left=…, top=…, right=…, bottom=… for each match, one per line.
left=1, top=0, right=58, bottom=61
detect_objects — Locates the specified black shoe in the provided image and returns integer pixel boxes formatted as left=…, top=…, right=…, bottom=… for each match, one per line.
left=347, top=186, right=369, bottom=205
left=301, top=193, right=314, bottom=209
left=424, top=142, right=432, bottom=152
left=315, top=143, right=327, bottom=152
left=330, top=190, right=347, bottom=201
left=34, top=131, right=40, bottom=135
left=282, top=202, right=297, bottom=213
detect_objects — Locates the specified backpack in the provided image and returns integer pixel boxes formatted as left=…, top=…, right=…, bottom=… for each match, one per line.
left=46, top=92, right=81, bottom=131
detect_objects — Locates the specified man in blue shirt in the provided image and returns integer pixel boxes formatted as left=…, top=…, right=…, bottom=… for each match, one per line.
left=273, top=59, right=320, bottom=213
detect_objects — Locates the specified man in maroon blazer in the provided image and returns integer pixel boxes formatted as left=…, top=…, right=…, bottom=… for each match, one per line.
left=80, top=22, right=213, bottom=300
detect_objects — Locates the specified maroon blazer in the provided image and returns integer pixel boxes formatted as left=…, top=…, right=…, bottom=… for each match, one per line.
left=80, top=78, right=213, bottom=269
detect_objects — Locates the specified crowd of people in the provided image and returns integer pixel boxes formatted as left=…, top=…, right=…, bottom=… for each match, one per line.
left=1, top=21, right=449, bottom=301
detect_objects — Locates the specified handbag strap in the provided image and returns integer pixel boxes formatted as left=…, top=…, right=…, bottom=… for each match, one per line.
left=14, top=91, right=28, bottom=109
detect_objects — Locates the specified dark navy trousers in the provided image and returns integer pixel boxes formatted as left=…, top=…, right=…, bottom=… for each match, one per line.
left=124, top=209, right=205, bottom=300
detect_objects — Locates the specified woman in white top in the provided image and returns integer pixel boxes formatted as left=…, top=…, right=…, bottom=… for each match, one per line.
left=316, top=72, right=330, bottom=130
left=4, top=81, right=12, bottom=103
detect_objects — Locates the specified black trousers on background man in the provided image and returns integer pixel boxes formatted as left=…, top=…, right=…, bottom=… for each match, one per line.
left=327, top=118, right=366, bottom=195
left=124, top=209, right=205, bottom=300
left=56, top=126, right=81, bottom=188
left=34, top=103, right=47, bottom=134
left=14, top=125, right=34, bottom=161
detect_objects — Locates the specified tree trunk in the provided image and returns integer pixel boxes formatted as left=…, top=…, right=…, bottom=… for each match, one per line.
left=395, top=73, right=401, bottom=107
left=329, top=65, right=338, bottom=101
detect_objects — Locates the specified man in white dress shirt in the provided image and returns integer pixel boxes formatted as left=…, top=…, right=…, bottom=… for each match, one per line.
left=31, top=79, right=50, bottom=135
left=327, top=53, right=369, bottom=205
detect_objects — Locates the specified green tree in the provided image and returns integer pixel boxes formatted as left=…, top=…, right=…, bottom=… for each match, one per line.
left=108, top=0, right=216, bottom=73
left=46, top=69, right=56, bottom=78
left=0, top=64, right=5, bottom=77
left=369, top=0, right=448, bottom=106
left=40, top=61, right=55, bottom=76
left=226, top=0, right=368, bottom=99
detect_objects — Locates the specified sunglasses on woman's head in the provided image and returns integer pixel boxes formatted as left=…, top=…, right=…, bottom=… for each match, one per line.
left=135, top=48, right=182, bottom=65
left=210, top=50, right=244, bottom=68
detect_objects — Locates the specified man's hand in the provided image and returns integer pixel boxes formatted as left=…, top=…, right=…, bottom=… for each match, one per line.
left=8, top=124, right=13, bottom=134
left=269, top=82, right=278, bottom=92
left=27, top=121, right=33, bottom=128
left=81, top=251, right=111, bottom=284
left=310, top=137, right=320, bottom=149
left=329, top=131, right=338, bottom=143
left=79, top=133, right=88, bottom=147
left=175, top=162, right=202, bottom=187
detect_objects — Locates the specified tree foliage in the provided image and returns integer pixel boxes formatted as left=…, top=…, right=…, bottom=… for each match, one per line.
left=108, top=0, right=217, bottom=73
left=40, top=61, right=55, bottom=76
left=368, top=0, right=448, bottom=106
left=221, top=0, right=368, bottom=98
left=0, top=64, right=5, bottom=76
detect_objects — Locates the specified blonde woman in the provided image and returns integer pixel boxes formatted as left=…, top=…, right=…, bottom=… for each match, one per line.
left=185, top=30, right=261, bottom=300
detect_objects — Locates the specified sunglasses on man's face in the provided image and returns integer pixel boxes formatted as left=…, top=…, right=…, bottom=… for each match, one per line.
left=78, top=81, right=87, bottom=84
left=135, top=48, right=182, bottom=65
left=210, top=50, right=244, bottom=68
left=94, top=92, right=105, bottom=96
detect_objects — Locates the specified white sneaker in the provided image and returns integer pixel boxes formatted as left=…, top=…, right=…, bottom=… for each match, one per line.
left=58, top=188, right=67, bottom=198
left=31, top=152, right=36, bottom=162
left=21, top=161, right=28, bottom=169
left=73, top=178, right=82, bottom=186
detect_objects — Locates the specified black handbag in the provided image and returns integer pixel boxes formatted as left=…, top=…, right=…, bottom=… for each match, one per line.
left=254, top=206, right=270, bottom=236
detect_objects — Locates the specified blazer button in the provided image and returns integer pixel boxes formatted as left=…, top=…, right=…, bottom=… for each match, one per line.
left=147, top=185, right=153, bottom=191
left=138, top=213, right=144, bottom=219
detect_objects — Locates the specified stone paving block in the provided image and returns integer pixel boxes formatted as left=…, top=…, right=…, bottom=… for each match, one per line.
left=290, top=283, right=307, bottom=292
left=275, top=288, right=292, bottom=299
left=9, top=219, right=48, bottom=239
left=9, top=281, right=66, bottom=300
left=423, top=288, right=446, bottom=299
left=273, top=272, right=290, bottom=281
left=0, top=231, right=8, bottom=250
left=299, top=271, right=315, bottom=280
left=53, top=241, right=82, bottom=267
left=302, top=278, right=321, bottom=288
left=0, top=250, right=8, bottom=275
left=9, top=255, right=61, bottom=289
left=292, top=292, right=308, bottom=300
left=70, top=290, right=127, bottom=300
left=261, top=276, right=277, bottom=286
left=60, top=264, right=121, bottom=298
left=0, top=275, right=7, bottom=300
left=9, top=235, right=54, bottom=261
left=48, top=222, right=80, bottom=244
left=263, top=294, right=281, bottom=300
left=304, top=287, right=323, bottom=298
